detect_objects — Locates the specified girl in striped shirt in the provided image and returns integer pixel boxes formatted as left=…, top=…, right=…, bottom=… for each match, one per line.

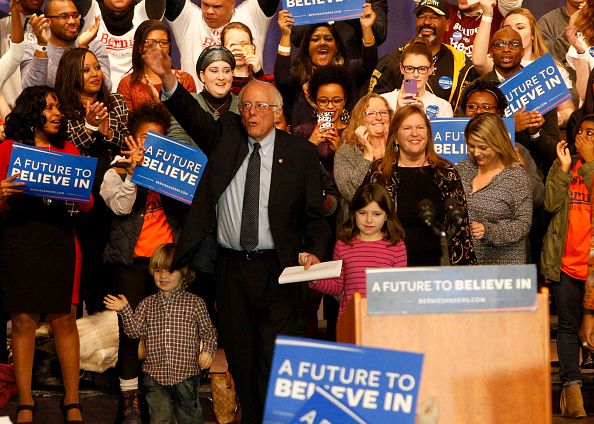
left=310, top=183, right=407, bottom=317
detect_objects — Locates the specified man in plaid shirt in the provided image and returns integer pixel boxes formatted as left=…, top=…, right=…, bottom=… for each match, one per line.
left=105, top=243, right=217, bottom=424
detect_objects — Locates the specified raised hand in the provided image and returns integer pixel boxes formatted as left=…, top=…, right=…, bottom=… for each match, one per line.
left=78, top=15, right=101, bottom=48
left=103, top=294, right=129, bottom=312
left=556, top=140, right=572, bottom=173
left=277, top=10, right=295, bottom=37
left=360, top=2, right=376, bottom=29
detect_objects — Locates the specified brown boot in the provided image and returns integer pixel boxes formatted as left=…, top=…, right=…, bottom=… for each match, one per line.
left=121, top=389, right=142, bottom=423
left=560, top=385, right=587, bottom=418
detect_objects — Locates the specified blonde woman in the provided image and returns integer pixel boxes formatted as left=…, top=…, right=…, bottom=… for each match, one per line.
left=333, top=93, right=391, bottom=225
left=456, top=113, right=532, bottom=264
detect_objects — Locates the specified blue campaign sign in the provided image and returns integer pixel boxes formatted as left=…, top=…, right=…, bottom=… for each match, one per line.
left=282, top=0, right=365, bottom=26
left=0, top=1, right=8, bottom=14
left=498, top=53, right=571, bottom=117
left=289, top=387, right=366, bottom=424
left=431, top=118, right=515, bottom=165
left=366, top=264, right=537, bottom=315
left=131, top=131, right=207, bottom=205
left=264, top=336, right=424, bottom=424
left=7, top=142, right=97, bottom=203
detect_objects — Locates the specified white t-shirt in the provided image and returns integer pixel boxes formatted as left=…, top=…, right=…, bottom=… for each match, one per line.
left=84, top=0, right=150, bottom=92
left=382, top=89, right=454, bottom=119
left=0, top=13, right=37, bottom=107
left=167, top=0, right=271, bottom=88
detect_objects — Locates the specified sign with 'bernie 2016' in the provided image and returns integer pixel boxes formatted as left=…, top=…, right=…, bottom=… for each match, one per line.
left=131, top=131, right=207, bottom=205
left=264, top=336, right=424, bottom=424
left=7, top=142, right=97, bottom=203
left=498, top=53, right=571, bottom=117
left=282, top=0, right=365, bottom=26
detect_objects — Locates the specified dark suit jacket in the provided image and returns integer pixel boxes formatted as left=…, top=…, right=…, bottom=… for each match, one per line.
left=164, top=84, right=330, bottom=270
left=479, top=70, right=559, bottom=177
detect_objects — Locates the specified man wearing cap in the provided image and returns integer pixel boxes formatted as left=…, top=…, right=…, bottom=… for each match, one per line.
left=164, top=0, right=279, bottom=88
left=369, top=0, right=478, bottom=112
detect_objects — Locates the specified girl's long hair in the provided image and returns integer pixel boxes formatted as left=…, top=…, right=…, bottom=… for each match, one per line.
left=338, top=182, right=405, bottom=246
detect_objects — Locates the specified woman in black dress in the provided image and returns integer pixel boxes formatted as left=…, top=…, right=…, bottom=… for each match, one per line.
left=0, top=86, right=90, bottom=423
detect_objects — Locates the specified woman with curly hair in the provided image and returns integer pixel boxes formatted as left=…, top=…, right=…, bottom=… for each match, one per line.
left=275, top=4, right=377, bottom=128
left=566, top=0, right=594, bottom=103
left=0, top=86, right=92, bottom=423
left=117, top=19, right=196, bottom=111
left=364, top=104, right=477, bottom=266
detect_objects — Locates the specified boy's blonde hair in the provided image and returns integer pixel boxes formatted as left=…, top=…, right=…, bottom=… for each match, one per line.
left=149, top=243, right=196, bottom=290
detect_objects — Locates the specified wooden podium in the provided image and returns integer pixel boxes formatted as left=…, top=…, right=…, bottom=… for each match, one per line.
left=336, top=290, right=551, bottom=423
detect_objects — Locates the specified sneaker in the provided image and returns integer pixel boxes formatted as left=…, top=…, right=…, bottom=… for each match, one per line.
left=560, top=385, right=587, bottom=418
left=121, top=389, right=142, bottom=423
left=582, top=350, right=594, bottom=370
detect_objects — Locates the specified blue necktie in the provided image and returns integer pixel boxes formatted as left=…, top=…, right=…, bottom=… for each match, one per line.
left=240, top=143, right=261, bottom=252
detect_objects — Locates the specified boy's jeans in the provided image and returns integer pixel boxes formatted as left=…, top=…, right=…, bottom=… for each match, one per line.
left=144, top=373, right=203, bottom=424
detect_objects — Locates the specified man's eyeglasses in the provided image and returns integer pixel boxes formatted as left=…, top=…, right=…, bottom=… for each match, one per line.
left=46, top=11, right=81, bottom=21
left=466, top=103, right=496, bottom=112
left=316, top=97, right=344, bottom=107
left=490, top=40, right=522, bottom=50
left=364, top=110, right=390, bottom=119
left=144, top=39, right=170, bottom=48
left=402, top=65, right=430, bottom=74
left=238, top=102, right=278, bottom=112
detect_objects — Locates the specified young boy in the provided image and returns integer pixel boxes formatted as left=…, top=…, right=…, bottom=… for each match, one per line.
left=104, top=243, right=217, bottom=424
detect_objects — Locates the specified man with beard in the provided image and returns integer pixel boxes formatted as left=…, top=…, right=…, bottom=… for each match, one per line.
left=20, top=0, right=111, bottom=89
left=479, top=27, right=558, bottom=176
left=369, top=0, right=477, bottom=113
left=0, top=0, right=45, bottom=108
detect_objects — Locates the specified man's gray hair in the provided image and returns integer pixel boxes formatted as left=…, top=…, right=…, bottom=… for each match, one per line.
left=238, top=80, right=284, bottom=109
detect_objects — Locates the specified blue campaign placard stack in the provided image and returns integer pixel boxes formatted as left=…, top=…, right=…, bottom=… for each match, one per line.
left=431, top=118, right=515, bottom=165
left=498, top=53, right=571, bottom=117
left=366, top=264, right=537, bottom=315
left=131, top=131, right=207, bottom=205
left=282, top=0, right=365, bottom=26
left=264, top=336, right=424, bottom=424
left=7, top=142, right=97, bottom=203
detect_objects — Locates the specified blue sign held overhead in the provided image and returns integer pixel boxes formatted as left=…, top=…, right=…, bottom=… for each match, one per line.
left=431, top=118, right=515, bottom=165
left=366, top=264, right=537, bottom=315
left=264, top=336, right=424, bottom=424
left=498, top=53, right=571, bottom=117
left=282, top=0, right=365, bottom=26
left=131, top=131, right=207, bottom=205
left=7, top=142, right=97, bottom=203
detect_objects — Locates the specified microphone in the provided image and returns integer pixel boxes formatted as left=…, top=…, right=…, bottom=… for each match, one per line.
left=418, top=199, right=436, bottom=227
left=445, top=198, right=464, bottom=227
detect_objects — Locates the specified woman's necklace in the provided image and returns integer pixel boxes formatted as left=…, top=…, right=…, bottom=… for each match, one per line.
left=203, top=96, right=230, bottom=116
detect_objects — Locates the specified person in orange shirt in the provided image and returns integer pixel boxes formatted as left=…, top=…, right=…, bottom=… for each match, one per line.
left=543, top=114, right=594, bottom=418
left=99, top=102, right=189, bottom=421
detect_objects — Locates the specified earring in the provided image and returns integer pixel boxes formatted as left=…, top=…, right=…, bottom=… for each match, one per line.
left=340, top=109, right=350, bottom=124
left=30, top=126, right=35, bottom=133
left=394, top=144, right=399, bottom=152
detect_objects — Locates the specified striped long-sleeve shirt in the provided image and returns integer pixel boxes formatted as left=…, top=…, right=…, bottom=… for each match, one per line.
left=310, top=237, right=407, bottom=317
